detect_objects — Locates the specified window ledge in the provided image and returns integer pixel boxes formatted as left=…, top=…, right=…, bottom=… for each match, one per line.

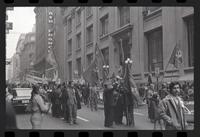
left=100, top=33, right=109, bottom=40
left=86, top=14, right=93, bottom=20
left=143, top=8, right=162, bottom=20
left=76, top=48, right=81, bottom=52
left=68, top=53, right=72, bottom=56
left=86, top=42, right=93, bottom=47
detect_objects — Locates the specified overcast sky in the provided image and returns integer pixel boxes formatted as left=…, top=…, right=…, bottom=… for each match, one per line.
left=6, top=7, right=35, bottom=59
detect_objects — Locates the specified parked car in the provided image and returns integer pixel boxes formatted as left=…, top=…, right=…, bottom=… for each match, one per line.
left=11, top=88, right=32, bottom=111
left=184, top=101, right=194, bottom=129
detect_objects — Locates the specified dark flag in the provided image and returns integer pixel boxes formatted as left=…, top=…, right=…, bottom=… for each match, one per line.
left=82, top=61, right=98, bottom=84
left=82, top=43, right=106, bottom=83
left=94, top=43, right=107, bottom=80
left=168, top=43, right=183, bottom=68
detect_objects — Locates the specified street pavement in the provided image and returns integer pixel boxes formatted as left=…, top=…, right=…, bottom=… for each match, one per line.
left=16, top=104, right=156, bottom=130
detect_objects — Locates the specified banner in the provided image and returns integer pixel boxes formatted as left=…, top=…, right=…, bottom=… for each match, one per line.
left=168, top=43, right=183, bottom=68
left=82, top=43, right=107, bottom=83
left=82, top=60, right=98, bottom=84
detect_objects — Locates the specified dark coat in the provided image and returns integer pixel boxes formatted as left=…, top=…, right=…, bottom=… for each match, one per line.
left=103, top=88, right=115, bottom=107
left=75, top=87, right=82, bottom=109
left=6, top=101, right=17, bottom=129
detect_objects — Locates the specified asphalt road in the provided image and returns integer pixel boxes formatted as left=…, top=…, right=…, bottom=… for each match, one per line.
left=15, top=104, right=158, bottom=130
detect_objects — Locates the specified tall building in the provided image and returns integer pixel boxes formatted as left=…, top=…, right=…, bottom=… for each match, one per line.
left=13, top=34, right=26, bottom=82
left=34, top=7, right=65, bottom=82
left=19, top=32, right=36, bottom=81
left=60, top=7, right=193, bottom=82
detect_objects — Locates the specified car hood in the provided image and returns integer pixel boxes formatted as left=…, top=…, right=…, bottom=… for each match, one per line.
left=13, top=96, right=31, bottom=100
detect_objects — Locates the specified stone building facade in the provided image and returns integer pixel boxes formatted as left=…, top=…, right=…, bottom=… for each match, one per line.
left=60, top=7, right=193, bottom=82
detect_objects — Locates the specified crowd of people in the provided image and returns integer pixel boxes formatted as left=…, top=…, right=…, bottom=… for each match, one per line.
left=6, top=78, right=193, bottom=130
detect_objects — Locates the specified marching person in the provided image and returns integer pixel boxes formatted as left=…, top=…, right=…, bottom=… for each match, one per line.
left=61, top=82, right=70, bottom=122
left=30, top=85, right=50, bottom=129
left=113, top=82, right=124, bottom=125
left=159, top=82, right=188, bottom=130
left=147, top=83, right=154, bottom=121
left=89, top=83, right=99, bottom=111
left=103, top=81, right=115, bottom=128
left=66, top=81, right=78, bottom=125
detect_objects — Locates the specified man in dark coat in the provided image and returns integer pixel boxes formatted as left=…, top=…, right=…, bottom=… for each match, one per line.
left=103, top=81, right=115, bottom=127
left=113, top=82, right=124, bottom=125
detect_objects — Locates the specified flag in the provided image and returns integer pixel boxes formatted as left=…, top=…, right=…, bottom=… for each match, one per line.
left=82, top=43, right=107, bottom=84
left=124, top=64, right=142, bottom=104
left=94, top=43, right=107, bottom=79
left=82, top=60, right=98, bottom=84
left=169, top=43, right=183, bottom=68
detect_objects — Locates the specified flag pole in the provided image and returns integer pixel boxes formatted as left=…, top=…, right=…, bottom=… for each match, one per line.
left=161, top=43, right=177, bottom=83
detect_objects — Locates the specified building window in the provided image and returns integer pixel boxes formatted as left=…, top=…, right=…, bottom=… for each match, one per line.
left=68, top=17, right=72, bottom=33
left=68, top=39, right=72, bottom=55
left=119, top=7, right=130, bottom=27
left=101, top=47, right=109, bottom=65
left=147, top=28, right=163, bottom=71
left=68, top=61, right=72, bottom=80
left=87, top=53, right=93, bottom=66
left=185, top=16, right=194, bottom=67
left=76, top=10, right=81, bottom=26
left=100, top=14, right=109, bottom=37
left=76, top=33, right=81, bottom=50
left=76, top=58, right=82, bottom=77
left=86, top=7, right=92, bottom=18
left=86, top=25, right=93, bottom=44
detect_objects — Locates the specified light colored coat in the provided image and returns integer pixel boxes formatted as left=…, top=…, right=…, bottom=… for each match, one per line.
left=30, top=94, right=49, bottom=129
left=159, top=94, right=187, bottom=130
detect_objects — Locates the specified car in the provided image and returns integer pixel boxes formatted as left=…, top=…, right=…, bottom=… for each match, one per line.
left=11, top=88, right=32, bottom=111
left=184, top=101, right=194, bottom=129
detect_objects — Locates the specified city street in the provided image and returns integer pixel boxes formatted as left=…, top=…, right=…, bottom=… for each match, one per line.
left=16, top=104, right=154, bottom=130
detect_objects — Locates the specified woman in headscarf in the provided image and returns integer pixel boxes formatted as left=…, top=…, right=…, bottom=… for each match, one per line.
left=30, top=85, right=50, bottom=129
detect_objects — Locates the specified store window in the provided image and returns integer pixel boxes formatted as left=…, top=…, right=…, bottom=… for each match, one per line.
left=147, top=28, right=163, bottom=71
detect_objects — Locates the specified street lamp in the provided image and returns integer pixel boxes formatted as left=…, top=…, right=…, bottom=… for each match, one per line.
left=103, top=65, right=109, bottom=74
left=124, top=57, right=135, bottom=126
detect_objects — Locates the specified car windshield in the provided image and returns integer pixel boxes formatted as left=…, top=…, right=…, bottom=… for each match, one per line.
left=14, top=88, right=32, bottom=97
